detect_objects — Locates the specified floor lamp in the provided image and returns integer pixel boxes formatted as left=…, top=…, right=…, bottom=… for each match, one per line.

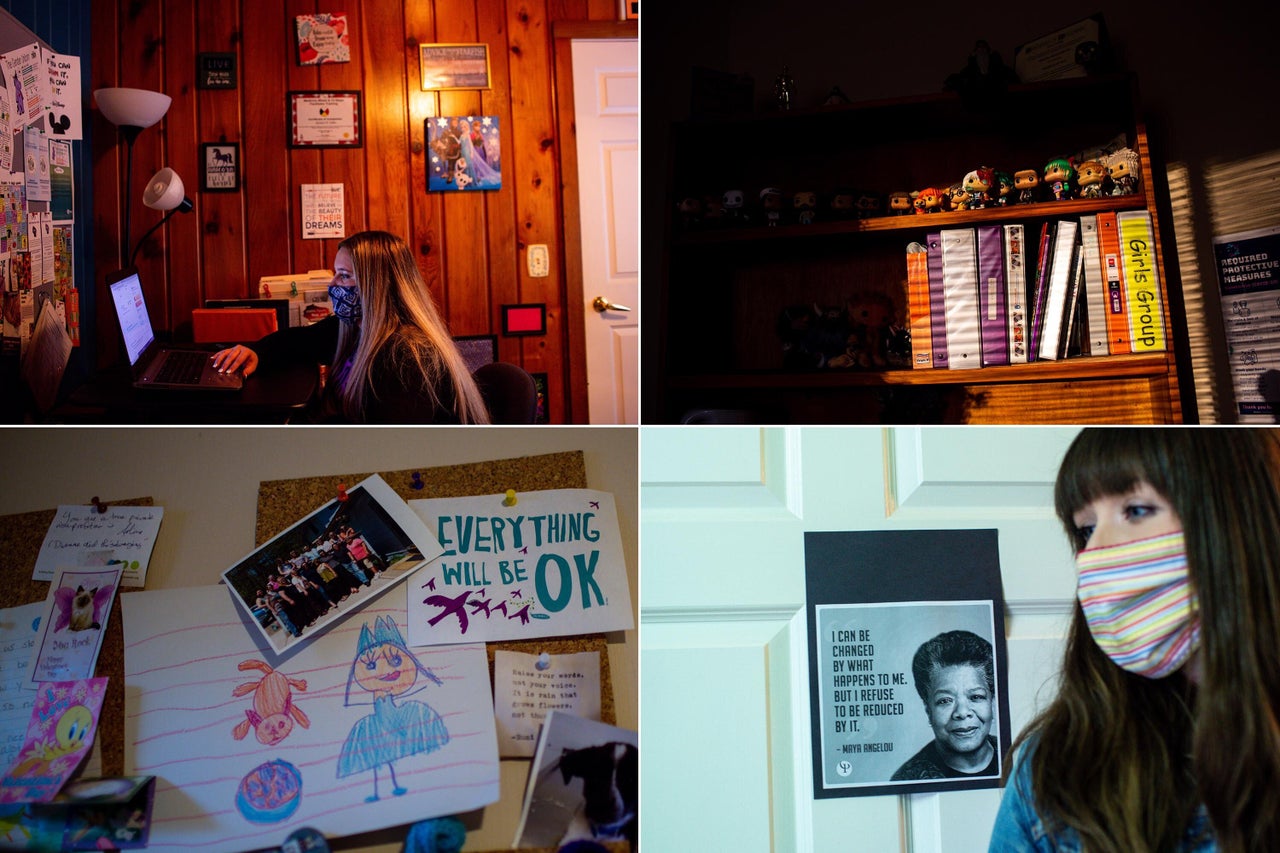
left=93, top=87, right=172, bottom=265
left=129, top=167, right=194, bottom=268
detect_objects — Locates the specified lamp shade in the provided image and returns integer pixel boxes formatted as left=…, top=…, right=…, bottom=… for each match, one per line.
left=142, top=167, right=191, bottom=212
left=93, top=87, right=172, bottom=129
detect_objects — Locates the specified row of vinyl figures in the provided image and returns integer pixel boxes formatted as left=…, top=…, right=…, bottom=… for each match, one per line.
left=676, top=147, right=1140, bottom=230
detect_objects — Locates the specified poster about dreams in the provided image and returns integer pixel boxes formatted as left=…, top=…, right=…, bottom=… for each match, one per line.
left=804, top=529, right=1012, bottom=798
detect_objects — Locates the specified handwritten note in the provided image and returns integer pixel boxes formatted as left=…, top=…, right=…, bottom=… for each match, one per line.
left=29, top=567, right=121, bottom=686
left=0, top=602, right=43, bottom=774
left=34, top=505, right=163, bottom=587
left=493, top=650, right=601, bottom=758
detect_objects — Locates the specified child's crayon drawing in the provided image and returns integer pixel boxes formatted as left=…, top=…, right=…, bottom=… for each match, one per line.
left=122, top=584, right=498, bottom=852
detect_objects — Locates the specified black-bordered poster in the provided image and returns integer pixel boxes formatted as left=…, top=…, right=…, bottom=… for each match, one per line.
left=805, top=529, right=1011, bottom=798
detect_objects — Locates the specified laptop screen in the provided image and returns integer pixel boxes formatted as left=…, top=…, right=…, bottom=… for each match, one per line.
left=109, top=270, right=156, bottom=367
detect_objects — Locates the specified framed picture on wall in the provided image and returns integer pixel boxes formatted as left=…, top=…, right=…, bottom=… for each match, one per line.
left=201, top=142, right=239, bottom=192
left=289, top=91, right=363, bottom=148
left=453, top=334, right=498, bottom=374
left=426, top=115, right=501, bottom=191
left=419, top=43, right=491, bottom=90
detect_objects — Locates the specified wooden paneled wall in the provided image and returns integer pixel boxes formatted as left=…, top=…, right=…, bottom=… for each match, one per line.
left=89, top=0, right=623, bottom=423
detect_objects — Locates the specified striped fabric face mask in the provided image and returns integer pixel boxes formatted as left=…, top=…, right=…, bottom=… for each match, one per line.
left=1075, top=530, right=1200, bottom=679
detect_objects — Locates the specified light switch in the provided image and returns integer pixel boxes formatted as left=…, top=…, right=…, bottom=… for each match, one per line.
left=528, top=244, right=549, bottom=277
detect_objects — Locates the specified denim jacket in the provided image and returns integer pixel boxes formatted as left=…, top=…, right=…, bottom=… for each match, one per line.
left=988, top=745, right=1218, bottom=852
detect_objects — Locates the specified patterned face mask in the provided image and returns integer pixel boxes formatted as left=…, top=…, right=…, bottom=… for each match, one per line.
left=1075, top=529, right=1200, bottom=679
left=328, top=283, right=362, bottom=325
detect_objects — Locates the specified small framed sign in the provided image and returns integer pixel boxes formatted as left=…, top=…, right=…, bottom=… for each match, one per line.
left=502, top=303, right=547, bottom=337
left=197, top=52, right=237, bottom=90
left=288, top=91, right=363, bottom=148
left=201, top=142, right=239, bottom=192
left=419, top=43, right=491, bottom=91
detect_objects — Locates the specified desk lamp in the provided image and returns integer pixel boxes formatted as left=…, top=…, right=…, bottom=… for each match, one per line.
left=93, top=87, right=172, bottom=264
left=128, top=167, right=194, bottom=268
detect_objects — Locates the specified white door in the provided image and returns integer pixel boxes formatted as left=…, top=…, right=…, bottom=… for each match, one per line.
left=573, top=39, right=638, bottom=424
left=640, top=426, right=1082, bottom=851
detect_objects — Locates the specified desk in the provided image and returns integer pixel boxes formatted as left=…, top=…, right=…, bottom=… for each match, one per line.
left=53, top=360, right=318, bottom=423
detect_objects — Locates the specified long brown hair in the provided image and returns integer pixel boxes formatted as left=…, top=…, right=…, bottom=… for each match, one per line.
left=330, top=230, right=489, bottom=423
left=1008, top=428, right=1280, bottom=852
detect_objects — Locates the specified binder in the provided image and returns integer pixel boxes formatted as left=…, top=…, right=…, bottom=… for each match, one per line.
left=906, top=243, right=933, bottom=368
left=1116, top=209, right=1167, bottom=351
left=940, top=227, right=981, bottom=369
left=1096, top=211, right=1131, bottom=354
left=1037, top=220, right=1080, bottom=361
left=926, top=232, right=949, bottom=368
left=1078, top=215, right=1110, bottom=355
left=1003, top=223, right=1028, bottom=365
left=976, top=225, right=1009, bottom=366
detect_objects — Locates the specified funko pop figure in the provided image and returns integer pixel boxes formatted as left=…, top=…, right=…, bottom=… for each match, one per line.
left=829, top=188, right=856, bottom=220
left=913, top=187, right=945, bottom=214
left=1076, top=159, right=1107, bottom=198
left=947, top=182, right=972, bottom=211
left=854, top=192, right=883, bottom=219
left=792, top=190, right=817, bottom=225
left=1105, top=147, right=1140, bottom=195
left=760, top=187, right=785, bottom=226
left=1013, top=169, right=1040, bottom=204
left=994, top=171, right=1014, bottom=206
left=963, top=167, right=995, bottom=209
left=889, top=191, right=913, bottom=215
left=1043, top=158, right=1074, bottom=200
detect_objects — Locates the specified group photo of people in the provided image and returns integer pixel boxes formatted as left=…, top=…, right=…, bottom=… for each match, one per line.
left=222, top=481, right=430, bottom=652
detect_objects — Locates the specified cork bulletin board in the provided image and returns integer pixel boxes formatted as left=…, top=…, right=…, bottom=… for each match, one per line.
left=0, top=451, right=631, bottom=853
left=0, top=496, right=155, bottom=779
left=254, top=450, right=617, bottom=727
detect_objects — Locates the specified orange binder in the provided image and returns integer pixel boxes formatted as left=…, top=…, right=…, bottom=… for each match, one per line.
left=906, top=246, right=932, bottom=368
left=1095, top=211, right=1130, bottom=355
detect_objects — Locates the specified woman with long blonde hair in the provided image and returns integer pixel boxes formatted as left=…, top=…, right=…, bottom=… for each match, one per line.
left=213, top=230, right=489, bottom=423
left=990, top=428, right=1280, bottom=853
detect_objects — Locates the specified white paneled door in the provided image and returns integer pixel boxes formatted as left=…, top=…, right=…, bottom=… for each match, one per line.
left=573, top=38, right=638, bottom=424
left=640, top=427, right=1082, bottom=851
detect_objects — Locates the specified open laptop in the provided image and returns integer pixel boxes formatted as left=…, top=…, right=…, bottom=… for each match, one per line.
left=108, top=268, right=244, bottom=391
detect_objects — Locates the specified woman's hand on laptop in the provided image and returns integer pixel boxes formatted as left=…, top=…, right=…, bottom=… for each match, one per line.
left=211, top=345, right=259, bottom=378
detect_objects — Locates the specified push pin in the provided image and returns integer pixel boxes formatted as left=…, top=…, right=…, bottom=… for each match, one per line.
left=535, top=652, right=551, bottom=671
left=90, top=496, right=108, bottom=514
left=410, top=472, right=424, bottom=491
left=503, top=489, right=518, bottom=507
left=336, top=483, right=349, bottom=503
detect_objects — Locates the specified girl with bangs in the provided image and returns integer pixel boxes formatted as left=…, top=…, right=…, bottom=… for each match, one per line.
left=990, top=428, right=1280, bottom=853
left=212, top=230, right=490, bottom=423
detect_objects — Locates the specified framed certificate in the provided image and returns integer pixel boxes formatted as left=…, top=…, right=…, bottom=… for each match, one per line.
left=419, top=43, right=491, bottom=91
left=288, top=91, right=363, bottom=148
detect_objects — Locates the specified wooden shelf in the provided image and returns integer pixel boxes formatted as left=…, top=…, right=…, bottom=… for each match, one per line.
left=667, top=353, right=1174, bottom=390
left=675, top=195, right=1150, bottom=246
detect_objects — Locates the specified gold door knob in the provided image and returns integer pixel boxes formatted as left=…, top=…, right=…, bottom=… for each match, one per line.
left=593, top=296, right=632, bottom=313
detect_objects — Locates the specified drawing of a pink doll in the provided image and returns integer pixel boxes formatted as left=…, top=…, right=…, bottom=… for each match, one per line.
left=337, top=616, right=449, bottom=801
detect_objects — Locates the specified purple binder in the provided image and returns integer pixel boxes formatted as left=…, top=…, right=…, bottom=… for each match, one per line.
left=976, top=225, right=1009, bottom=366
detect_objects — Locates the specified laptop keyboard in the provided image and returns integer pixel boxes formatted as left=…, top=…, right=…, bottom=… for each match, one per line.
left=154, top=350, right=209, bottom=384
